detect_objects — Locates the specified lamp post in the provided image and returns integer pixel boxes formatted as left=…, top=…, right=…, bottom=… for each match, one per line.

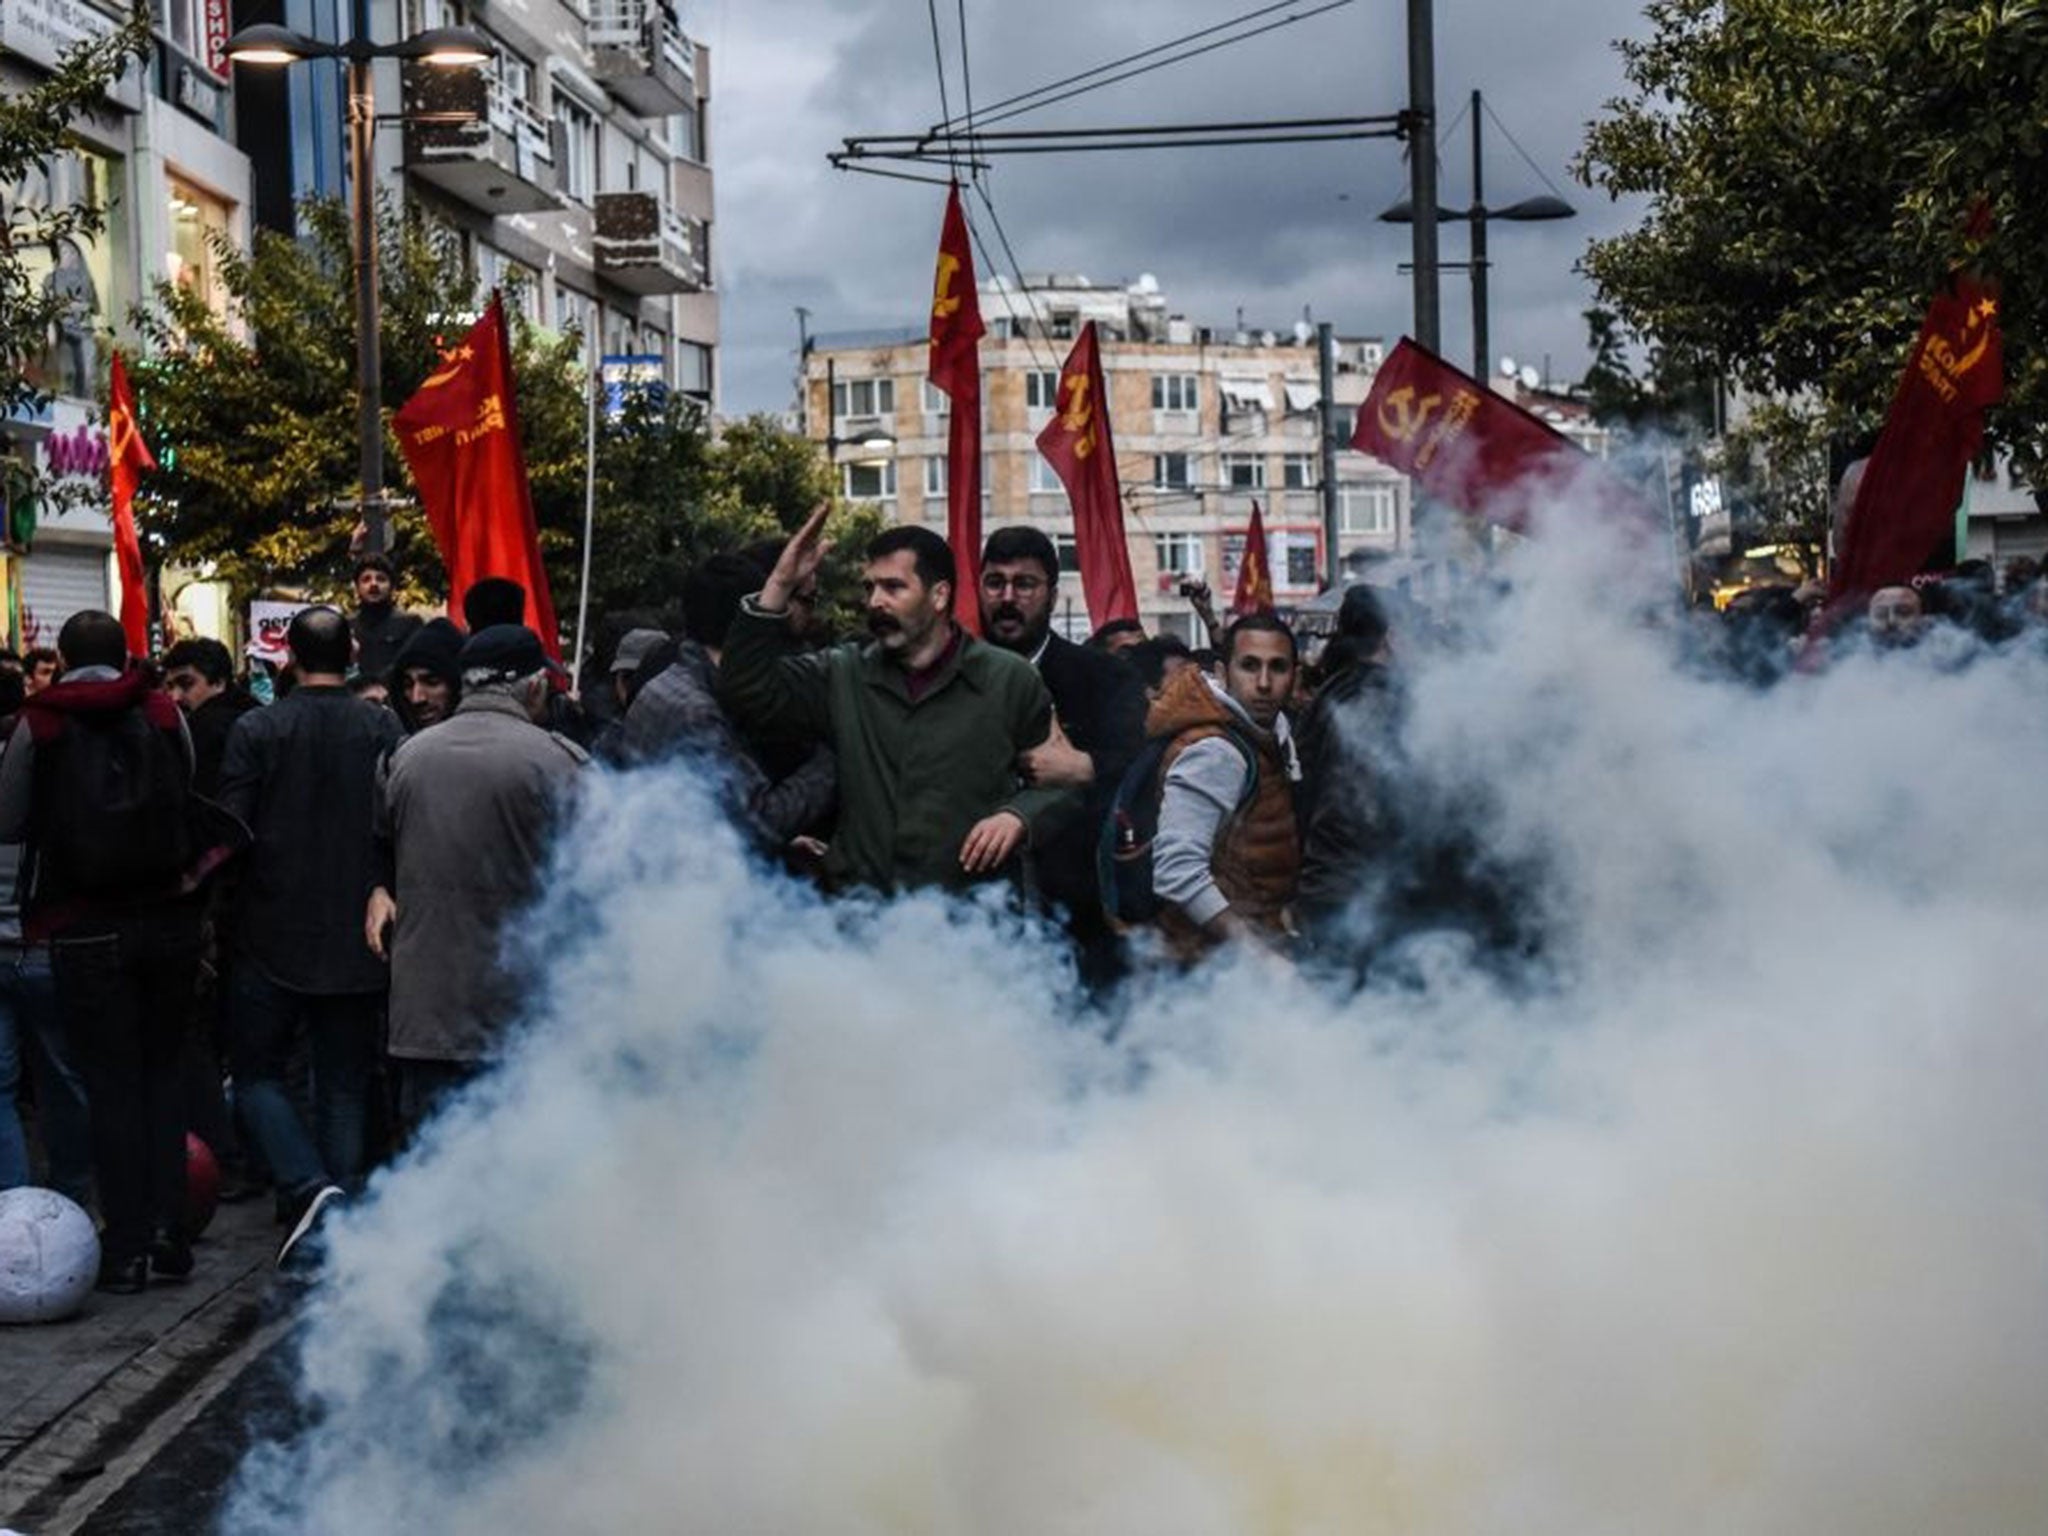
left=1381, top=89, right=1574, bottom=379
left=819, top=356, right=897, bottom=492
left=226, top=7, right=492, bottom=556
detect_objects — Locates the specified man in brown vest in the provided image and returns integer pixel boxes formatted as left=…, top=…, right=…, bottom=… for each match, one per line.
left=1145, top=613, right=1301, bottom=953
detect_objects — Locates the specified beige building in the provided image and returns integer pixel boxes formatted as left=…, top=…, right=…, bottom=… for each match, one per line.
left=804, top=275, right=1408, bottom=644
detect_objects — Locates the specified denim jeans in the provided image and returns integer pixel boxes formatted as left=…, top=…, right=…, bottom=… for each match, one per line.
left=228, top=964, right=379, bottom=1201
left=50, top=905, right=203, bottom=1266
left=0, top=947, right=93, bottom=1201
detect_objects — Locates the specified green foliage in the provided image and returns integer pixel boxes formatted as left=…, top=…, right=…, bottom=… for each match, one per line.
left=0, top=4, right=150, bottom=418
left=1577, top=0, right=2048, bottom=488
left=129, top=199, right=844, bottom=637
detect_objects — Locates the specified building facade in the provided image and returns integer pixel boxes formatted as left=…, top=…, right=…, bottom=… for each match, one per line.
left=804, top=275, right=1408, bottom=644
left=1, top=0, right=257, bottom=649
left=236, top=0, right=718, bottom=402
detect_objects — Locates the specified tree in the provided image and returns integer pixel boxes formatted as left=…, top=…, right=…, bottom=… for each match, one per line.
left=130, top=200, right=860, bottom=638
left=1577, top=0, right=2047, bottom=484
left=0, top=5, right=150, bottom=419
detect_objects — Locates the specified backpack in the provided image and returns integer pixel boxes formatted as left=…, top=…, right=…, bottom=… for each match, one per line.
left=35, top=707, right=196, bottom=899
left=1097, top=726, right=1260, bottom=929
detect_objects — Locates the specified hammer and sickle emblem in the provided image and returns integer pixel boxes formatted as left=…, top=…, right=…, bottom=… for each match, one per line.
left=108, top=412, right=138, bottom=464
left=1377, top=385, right=1442, bottom=445
left=1060, top=375, right=1097, bottom=457
left=1949, top=299, right=1995, bottom=378
left=932, top=252, right=962, bottom=321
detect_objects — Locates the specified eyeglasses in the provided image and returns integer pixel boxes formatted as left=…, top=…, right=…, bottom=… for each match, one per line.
left=981, top=574, right=1047, bottom=597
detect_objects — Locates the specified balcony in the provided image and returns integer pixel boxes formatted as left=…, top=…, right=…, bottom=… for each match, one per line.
left=593, top=192, right=708, bottom=294
left=588, top=0, right=695, bottom=117
left=402, top=65, right=562, bottom=216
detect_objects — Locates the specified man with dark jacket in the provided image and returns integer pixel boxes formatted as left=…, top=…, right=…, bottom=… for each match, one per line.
left=1295, top=586, right=1397, bottom=954
left=977, top=527, right=1147, bottom=979
left=349, top=555, right=423, bottom=681
left=163, top=637, right=258, bottom=798
left=368, top=626, right=585, bottom=1133
left=389, top=617, right=465, bottom=736
left=617, top=554, right=835, bottom=850
left=720, top=511, right=1069, bottom=893
left=0, top=611, right=206, bottom=1291
left=217, top=607, right=402, bottom=1263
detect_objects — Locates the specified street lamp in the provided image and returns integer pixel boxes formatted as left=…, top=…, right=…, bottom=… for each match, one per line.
left=819, top=355, right=897, bottom=499
left=1382, top=89, right=1574, bottom=380
left=226, top=6, right=493, bottom=556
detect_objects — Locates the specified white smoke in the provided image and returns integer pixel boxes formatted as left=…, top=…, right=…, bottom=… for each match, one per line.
left=225, top=515, right=2048, bottom=1534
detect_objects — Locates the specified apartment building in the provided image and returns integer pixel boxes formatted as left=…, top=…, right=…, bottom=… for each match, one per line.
left=242, top=0, right=718, bottom=403
left=0, top=0, right=257, bottom=647
left=804, top=275, right=1408, bottom=644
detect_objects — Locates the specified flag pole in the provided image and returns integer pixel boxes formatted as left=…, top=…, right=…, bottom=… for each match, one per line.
left=572, top=362, right=598, bottom=693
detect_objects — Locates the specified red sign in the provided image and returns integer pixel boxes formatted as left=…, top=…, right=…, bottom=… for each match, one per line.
left=202, top=0, right=231, bottom=76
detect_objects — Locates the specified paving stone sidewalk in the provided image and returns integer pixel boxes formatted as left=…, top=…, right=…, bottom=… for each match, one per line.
left=0, top=1198, right=281, bottom=1529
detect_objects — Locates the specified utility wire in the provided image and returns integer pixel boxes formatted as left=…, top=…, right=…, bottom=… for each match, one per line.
left=957, top=0, right=1360, bottom=136
left=955, top=0, right=977, bottom=182
left=930, top=0, right=1317, bottom=136
left=1479, top=95, right=1572, bottom=201
left=924, top=0, right=962, bottom=182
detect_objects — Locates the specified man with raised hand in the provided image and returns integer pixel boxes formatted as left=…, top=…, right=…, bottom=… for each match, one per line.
left=719, top=507, right=1070, bottom=893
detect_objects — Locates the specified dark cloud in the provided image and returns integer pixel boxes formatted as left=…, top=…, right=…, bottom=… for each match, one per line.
left=704, top=0, right=1651, bottom=413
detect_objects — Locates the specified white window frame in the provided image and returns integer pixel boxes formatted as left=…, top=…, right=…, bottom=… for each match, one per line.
left=1282, top=453, right=1316, bottom=490
left=922, top=455, right=947, bottom=497
left=1155, top=531, right=1203, bottom=576
left=1030, top=455, right=1064, bottom=494
left=841, top=459, right=897, bottom=502
left=831, top=376, right=895, bottom=421
left=1151, top=373, right=1199, bottom=421
left=1222, top=453, right=1266, bottom=491
left=1051, top=533, right=1082, bottom=575
left=1153, top=452, right=1192, bottom=491
left=1339, top=482, right=1397, bottom=536
left=554, top=95, right=598, bottom=204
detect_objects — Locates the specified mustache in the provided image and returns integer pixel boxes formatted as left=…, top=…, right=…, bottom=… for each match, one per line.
left=866, top=613, right=902, bottom=634
left=988, top=605, right=1024, bottom=627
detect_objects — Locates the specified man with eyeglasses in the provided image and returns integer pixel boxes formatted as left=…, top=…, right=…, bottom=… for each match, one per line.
left=979, top=526, right=1148, bottom=982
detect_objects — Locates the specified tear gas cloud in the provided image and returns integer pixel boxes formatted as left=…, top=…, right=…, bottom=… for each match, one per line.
left=228, top=515, right=2048, bottom=1534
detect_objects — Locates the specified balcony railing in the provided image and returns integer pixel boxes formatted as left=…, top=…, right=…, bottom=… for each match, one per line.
left=588, top=0, right=695, bottom=116
left=402, top=63, right=562, bottom=215
left=594, top=191, right=709, bottom=294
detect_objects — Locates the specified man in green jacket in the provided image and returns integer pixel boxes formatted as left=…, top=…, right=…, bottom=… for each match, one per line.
left=719, top=508, right=1071, bottom=893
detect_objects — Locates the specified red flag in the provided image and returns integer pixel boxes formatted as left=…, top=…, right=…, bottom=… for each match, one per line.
left=1353, top=337, right=1655, bottom=533
left=106, top=352, right=155, bottom=658
left=928, top=184, right=985, bottom=631
left=1829, top=272, right=2002, bottom=602
left=1035, top=321, right=1137, bottom=626
left=1231, top=501, right=1276, bottom=617
left=394, top=293, right=560, bottom=657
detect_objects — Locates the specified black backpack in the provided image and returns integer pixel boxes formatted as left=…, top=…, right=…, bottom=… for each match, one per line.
left=36, top=707, right=196, bottom=899
left=1096, top=726, right=1259, bottom=929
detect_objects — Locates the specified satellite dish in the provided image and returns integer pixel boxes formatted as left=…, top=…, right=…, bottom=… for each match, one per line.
left=1259, top=330, right=1277, bottom=347
left=1519, top=364, right=1541, bottom=391
left=1292, top=319, right=1313, bottom=345
left=1499, top=355, right=1518, bottom=378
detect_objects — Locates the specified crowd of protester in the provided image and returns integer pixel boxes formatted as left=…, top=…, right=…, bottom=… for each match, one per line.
left=4, top=516, right=2047, bottom=1301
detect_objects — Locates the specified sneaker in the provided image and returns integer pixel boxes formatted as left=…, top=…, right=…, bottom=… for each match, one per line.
left=276, top=1185, right=346, bottom=1269
left=150, top=1228, right=195, bottom=1281
left=95, top=1254, right=148, bottom=1294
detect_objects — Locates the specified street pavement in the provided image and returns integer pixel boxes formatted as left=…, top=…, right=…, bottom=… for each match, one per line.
left=0, top=1197, right=292, bottom=1534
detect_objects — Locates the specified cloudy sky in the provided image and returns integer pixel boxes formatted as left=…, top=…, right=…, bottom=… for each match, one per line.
left=691, top=0, right=1655, bottom=415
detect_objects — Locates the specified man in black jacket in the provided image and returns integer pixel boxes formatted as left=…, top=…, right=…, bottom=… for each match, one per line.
left=349, top=555, right=423, bottom=681
left=979, top=527, right=1148, bottom=984
left=218, top=607, right=402, bottom=1264
left=163, top=637, right=257, bottom=798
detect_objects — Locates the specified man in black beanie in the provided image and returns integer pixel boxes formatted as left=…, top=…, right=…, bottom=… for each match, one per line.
left=461, top=577, right=527, bottom=634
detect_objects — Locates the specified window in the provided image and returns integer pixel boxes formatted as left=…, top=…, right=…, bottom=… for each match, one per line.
left=1283, top=454, right=1316, bottom=490
left=1052, top=533, right=1082, bottom=575
left=842, top=460, right=897, bottom=501
left=832, top=376, right=894, bottom=420
left=1153, top=453, right=1192, bottom=490
left=1151, top=374, right=1198, bottom=414
left=1339, top=483, right=1397, bottom=536
left=1030, top=455, right=1064, bottom=494
left=555, top=96, right=598, bottom=202
left=921, top=378, right=951, bottom=416
left=557, top=287, right=596, bottom=360
left=1222, top=454, right=1266, bottom=491
left=1025, top=370, right=1059, bottom=411
left=923, top=456, right=947, bottom=497
left=154, top=0, right=205, bottom=61
left=1155, top=532, right=1202, bottom=575
left=676, top=340, right=713, bottom=398
left=165, top=176, right=231, bottom=319
left=672, top=98, right=705, bottom=163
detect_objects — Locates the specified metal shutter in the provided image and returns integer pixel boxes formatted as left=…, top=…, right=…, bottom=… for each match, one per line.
left=17, top=544, right=113, bottom=649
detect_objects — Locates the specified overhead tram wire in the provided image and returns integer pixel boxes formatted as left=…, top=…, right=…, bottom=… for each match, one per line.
left=946, top=0, right=1361, bottom=138
left=924, top=0, right=962, bottom=183
left=833, top=114, right=1401, bottom=172
left=925, top=0, right=1341, bottom=139
left=955, top=0, right=977, bottom=185
left=1480, top=94, right=1575, bottom=201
